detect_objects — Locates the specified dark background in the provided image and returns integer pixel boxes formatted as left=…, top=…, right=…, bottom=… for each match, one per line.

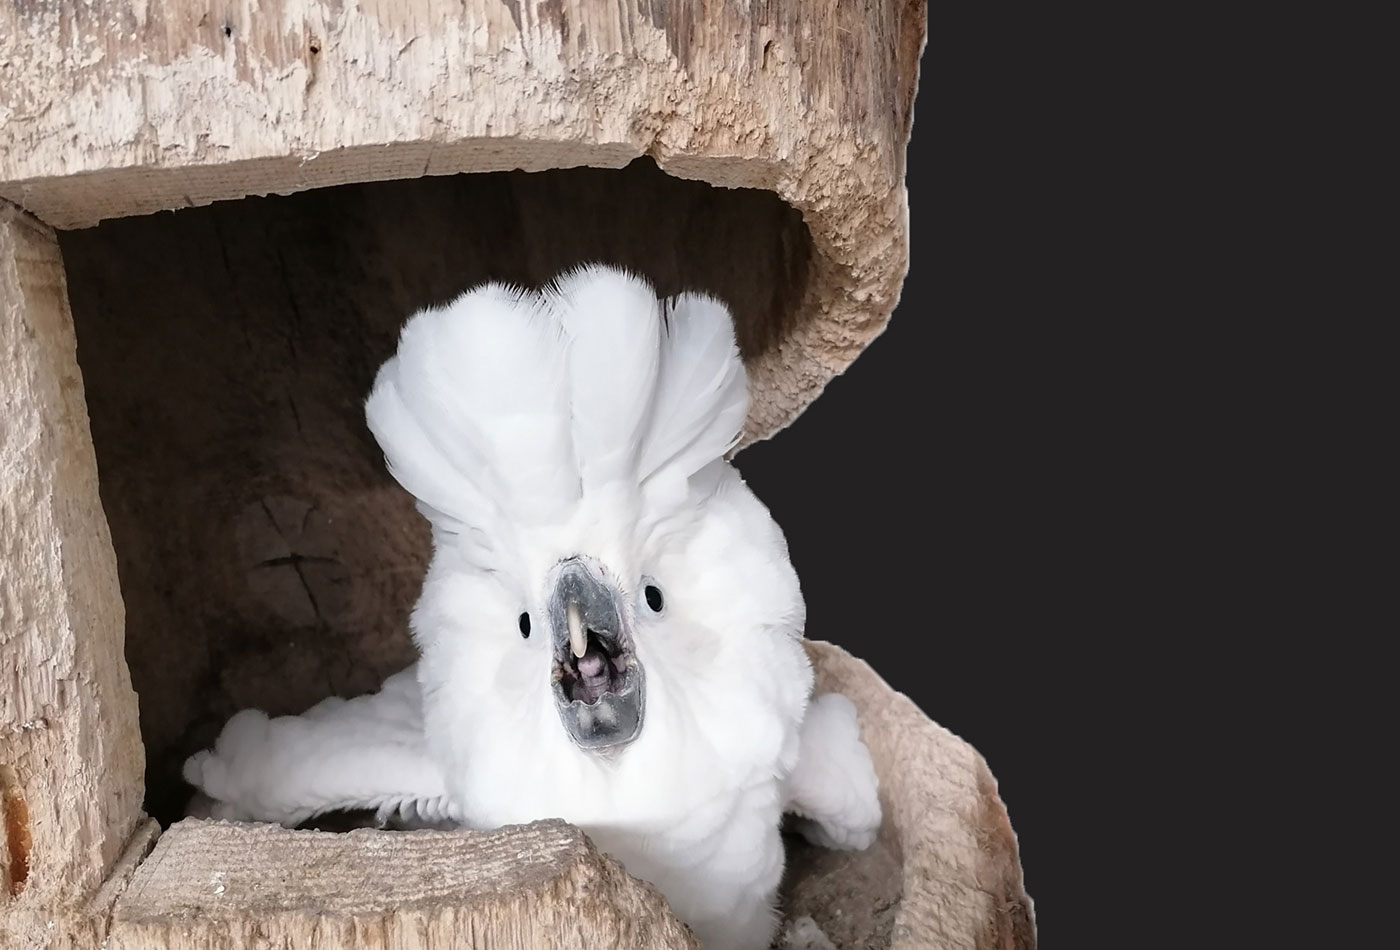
left=733, top=16, right=1113, bottom=931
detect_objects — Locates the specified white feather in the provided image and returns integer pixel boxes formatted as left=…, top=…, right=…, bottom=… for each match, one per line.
left=366, top=283, right=579, bottom=540
left=368, top=265, right=752, bottom=547
left=639, top=291, right=749, bottom=485
left=547, top=264, right=663, bottom=496
left=181, top=669, right=458, bottom=828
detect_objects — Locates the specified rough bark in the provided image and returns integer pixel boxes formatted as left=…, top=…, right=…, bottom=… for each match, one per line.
left=0, top=202, right=147, bottom=946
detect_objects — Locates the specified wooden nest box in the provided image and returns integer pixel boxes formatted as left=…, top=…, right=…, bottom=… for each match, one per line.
left=1, top=1, right=1033, bottom=947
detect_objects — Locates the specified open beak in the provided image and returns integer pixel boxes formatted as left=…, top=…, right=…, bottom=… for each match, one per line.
left=548, top=557, right=645, bottom=751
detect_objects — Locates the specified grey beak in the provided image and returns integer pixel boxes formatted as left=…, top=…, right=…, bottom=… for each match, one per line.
left=547, top=557, right=645, bottom=752
left=548, top=558, right=623, bottom=656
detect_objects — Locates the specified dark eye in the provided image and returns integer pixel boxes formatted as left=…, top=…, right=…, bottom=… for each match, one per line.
left=644, top=585, right=664, bottom=613
left=518, top=613, right=531, bottom=638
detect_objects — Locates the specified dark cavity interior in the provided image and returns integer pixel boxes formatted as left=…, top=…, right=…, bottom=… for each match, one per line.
left=56, top=156, right=810, bottom=828
left=560, top=631, right=628, bottom=705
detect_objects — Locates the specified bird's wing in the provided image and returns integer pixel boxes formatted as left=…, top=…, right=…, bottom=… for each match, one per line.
left=782, top=692, right=883, bottom=851
left=183, top=665, right=460, bottom=827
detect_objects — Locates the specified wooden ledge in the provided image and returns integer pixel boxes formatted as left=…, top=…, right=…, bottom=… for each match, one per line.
left=107, top=818, right=699, bottom=949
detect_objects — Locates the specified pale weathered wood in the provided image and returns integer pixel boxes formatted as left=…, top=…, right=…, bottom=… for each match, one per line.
left=802, top=642, right=1036, bottom=950
left=107, top=818, right=701, bottom=949
left=0, top=202, right=147, bottom=944
left=0, top=0, right=926, bottom=443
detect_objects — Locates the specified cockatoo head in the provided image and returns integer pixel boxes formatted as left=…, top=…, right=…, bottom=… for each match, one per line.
left=365, top=266, right=808, bottom=772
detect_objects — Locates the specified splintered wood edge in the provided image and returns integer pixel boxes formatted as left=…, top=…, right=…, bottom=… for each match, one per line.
left=88, top=818, right=162, bottom=919
left=804, top=641, right=1038, bottom=950
left=106, top=818, right=700, bottom=949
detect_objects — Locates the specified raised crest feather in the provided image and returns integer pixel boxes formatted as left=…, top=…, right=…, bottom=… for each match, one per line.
left=365, top=265, right=751, bottom=543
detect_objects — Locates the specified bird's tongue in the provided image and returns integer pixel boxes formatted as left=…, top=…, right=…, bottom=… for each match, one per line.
left=577, top=645, right=608, bottom=681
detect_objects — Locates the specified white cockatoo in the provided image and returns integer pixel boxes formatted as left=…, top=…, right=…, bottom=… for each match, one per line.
left=183, top=265, right=882, bottom=950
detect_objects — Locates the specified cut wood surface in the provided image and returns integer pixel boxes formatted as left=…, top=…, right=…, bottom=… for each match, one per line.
left=107, top=818, right=701, bottom=950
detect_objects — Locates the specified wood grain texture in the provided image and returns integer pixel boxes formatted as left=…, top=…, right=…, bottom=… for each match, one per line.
left=106, top=818, right=701, bottom=949
left=0, top=202, right=147, bottom=945
left=0, top=0, right=926, bottom=442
